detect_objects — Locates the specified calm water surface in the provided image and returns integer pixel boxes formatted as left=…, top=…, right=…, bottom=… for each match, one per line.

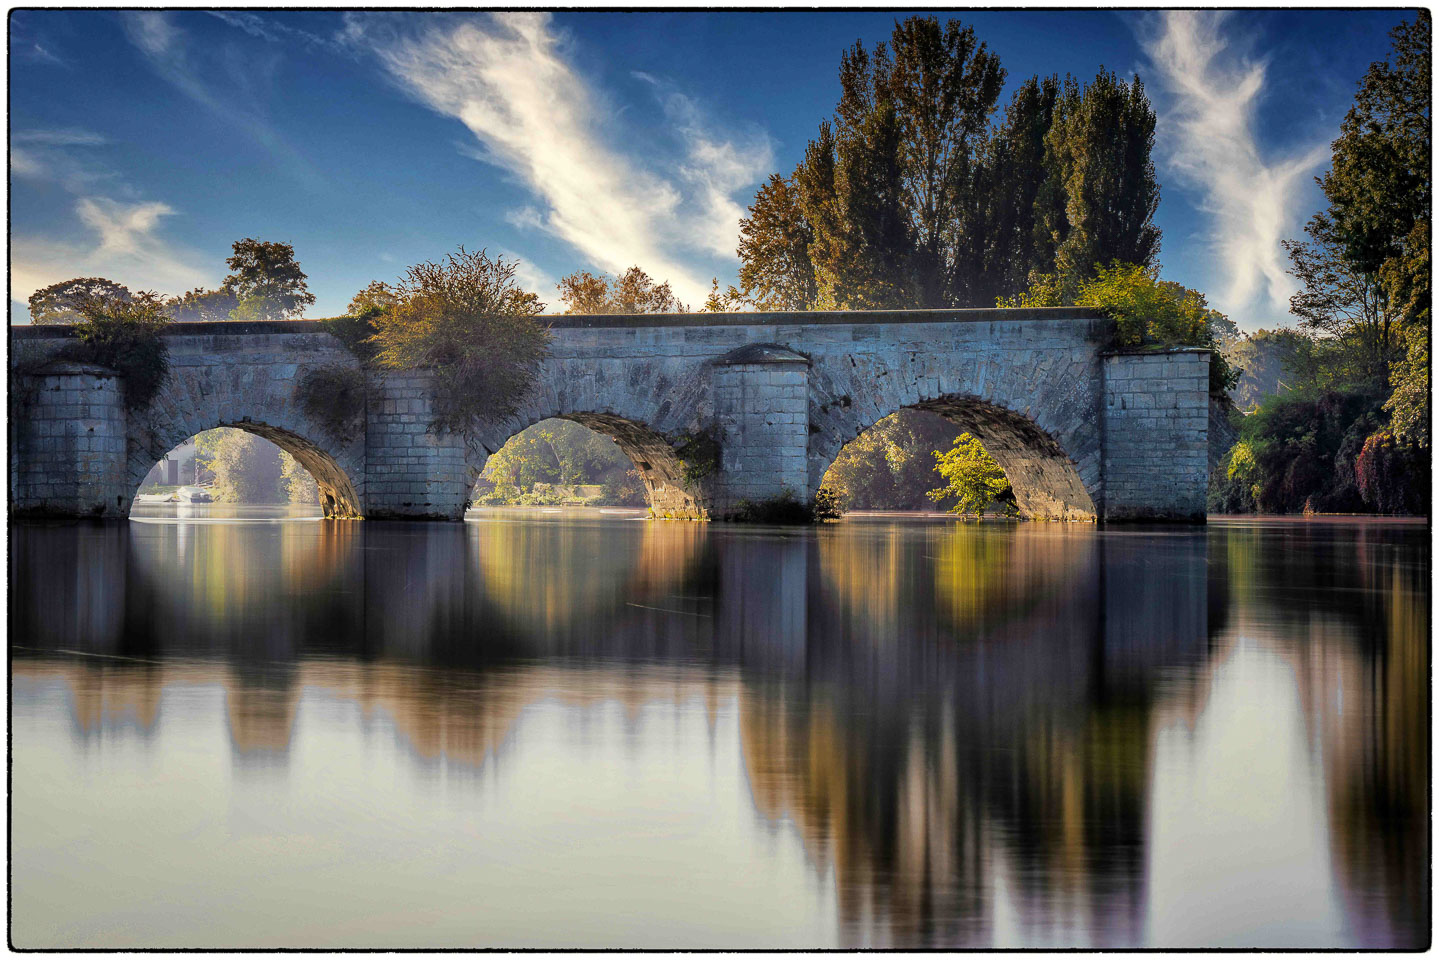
left=9, top=506, right=1429, bottom=948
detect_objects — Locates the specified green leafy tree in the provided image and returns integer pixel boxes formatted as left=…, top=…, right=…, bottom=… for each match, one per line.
left=738, top=20, right=1161, bottom=310
left=1039, top=71, right=1161, bottom=297
left=556, top=267, right=688, bottom=314
left=786, top=17, right=1005, bottom=309
left=927, top=433, right=1013, bottom=516
left=1283, top=213, right=1403, bottom=391
left=821, top=410, right=957, bottom=508
left=279, top=450, right=319, bottom=504
left=166, top=286, right=238, bottom=323
left=348, top=280, right=400, bottom=318
left=57, top=291, right=171, bottom=409
left=368, top=247, right=549, bottom=434
left=28, top=277, right=132, bottom=324
left=223, top=238, right=316, bottom=321
left=479, top=419, right=639, bottom=505
left=1004, top=261, right=1237, bottom=392
left=1226, top=328, right=1317, bottom=410
left=974, top=75, right=1061, bottom=304
left=194, top=428, right=286, bottom=503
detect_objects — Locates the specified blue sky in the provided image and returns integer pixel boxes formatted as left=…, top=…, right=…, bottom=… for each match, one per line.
left=9, top=9, right=1410, bottom=328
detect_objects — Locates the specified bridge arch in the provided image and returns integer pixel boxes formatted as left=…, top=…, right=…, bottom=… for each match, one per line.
left=128, top=361, right=366, bottom=518
left=467, top=412, right=707, bottom=518
left=807, top=355, right=1103, bottom=520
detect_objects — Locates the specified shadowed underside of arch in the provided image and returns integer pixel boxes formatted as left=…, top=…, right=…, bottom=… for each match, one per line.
left=130, top=420, right=363, bottom=519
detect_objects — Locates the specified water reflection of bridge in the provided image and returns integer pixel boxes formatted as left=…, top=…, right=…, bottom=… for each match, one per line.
left=10, top=519, right=1426, bottom=947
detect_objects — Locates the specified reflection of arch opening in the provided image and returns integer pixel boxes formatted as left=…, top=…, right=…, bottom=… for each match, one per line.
left=132, top=421, right=362, bottom=519
left=472, top=414, right=703, bottom=518
left=825, top=395, right=1097, bottom=520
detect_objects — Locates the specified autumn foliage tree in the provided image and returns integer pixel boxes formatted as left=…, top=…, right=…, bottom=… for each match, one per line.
left=369, top=247, right=549, bottom=434
left=556, top=267, right=688, bottom=314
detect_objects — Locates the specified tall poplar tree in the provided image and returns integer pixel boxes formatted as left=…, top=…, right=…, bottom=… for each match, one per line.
left=735, top=18, right=1161, bottom=311
left=1039, top=70, right=1161, bottom=297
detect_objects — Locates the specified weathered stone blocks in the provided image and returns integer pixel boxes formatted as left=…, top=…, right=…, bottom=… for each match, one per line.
left=9, top=311, right=1213, bottom=523
left=12, top=362, right=130, bottom=518
left=1102, top=349, right=1211, bottom=521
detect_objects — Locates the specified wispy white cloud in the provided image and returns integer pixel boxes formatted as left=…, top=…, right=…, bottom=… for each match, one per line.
left=498, top=250, right=562, bottom=306
left=207, top=11, right=332, bottom=49
left=11, top=128, right=123, bottom=194
left=1139, top=11, right=1328, bottom=325
left=344, top=12, right=768, bottom=305
left=14, top=128, right=108, bottom=147
left=11, top=196, right=213, bottom=317
left=657, top=85, right=773, bottom=259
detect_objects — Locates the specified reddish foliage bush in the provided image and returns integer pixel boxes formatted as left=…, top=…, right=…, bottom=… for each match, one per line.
left=1355, top=431, right=1429, bottom=515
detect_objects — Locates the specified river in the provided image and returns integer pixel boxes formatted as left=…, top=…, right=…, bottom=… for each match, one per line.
left=9, top=507, right=1429, bottom=948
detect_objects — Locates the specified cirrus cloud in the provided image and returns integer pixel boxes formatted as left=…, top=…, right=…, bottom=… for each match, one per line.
left=1139, top=10, right=1329, bottom=326
left=343, top=12, right=770, bottom=306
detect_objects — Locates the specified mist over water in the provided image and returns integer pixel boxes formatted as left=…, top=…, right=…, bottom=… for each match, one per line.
left=9, top=508, right=1429, bottom=948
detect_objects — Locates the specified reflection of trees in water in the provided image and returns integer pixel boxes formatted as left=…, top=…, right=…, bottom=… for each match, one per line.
left=743, top=526, right=1191, bottom=946
left=9, top=518, right=1427, bottom=947
left=1211, top=523, right=1429, bottom=948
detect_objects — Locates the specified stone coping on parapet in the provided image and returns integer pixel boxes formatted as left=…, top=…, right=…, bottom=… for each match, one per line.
left=9, top=307, right=1109, bottom=339
left=1100, top=345, right=1215, bottom=356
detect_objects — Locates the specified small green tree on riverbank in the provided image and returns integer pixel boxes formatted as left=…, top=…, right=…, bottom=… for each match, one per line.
left=928, top=433, right=1014, bottom=516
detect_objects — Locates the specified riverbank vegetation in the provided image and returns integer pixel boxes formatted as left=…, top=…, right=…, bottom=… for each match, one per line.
left=1211, top=12, right=1429, bottom=516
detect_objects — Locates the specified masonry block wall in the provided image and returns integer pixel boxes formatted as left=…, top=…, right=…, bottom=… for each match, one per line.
left=365, top=371, right=471, bottom=520
left=9, top=312, right=1217, bottom=523
left=1102, top=349, right=1211, bottom=521
left=712, top=348, right=811, bottom=513
left=13, top=362, right=130, bottom=517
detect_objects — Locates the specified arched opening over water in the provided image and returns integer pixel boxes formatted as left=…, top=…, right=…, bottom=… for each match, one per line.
left=471, top=414, right=702, bottom=518
left=818, top=395, right=1098, bottom=520
left=131, top=422, right=362, bottom=519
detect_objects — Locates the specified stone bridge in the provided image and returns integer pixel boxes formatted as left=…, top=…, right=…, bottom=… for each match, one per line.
left=8, top=309, right=1216, bottom=522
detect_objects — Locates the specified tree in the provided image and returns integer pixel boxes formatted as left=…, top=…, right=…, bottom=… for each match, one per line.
left=788, top=17, right=1005, bottom=309
left=1004, top=261, right=1237, bottom=392
left=1283, top=213, right=1403, bottom=391
left=57, top=291, right=171, bottom=409
left=166, top=286, right=238, bottom=323
left=194, top=428, right=286, bottom=503
left=927, top=433, right=1013, bottom=516
left=734, top=173, right=817, bottom=309
left=821, top=410, right=957, bottom=508
left=279, top=450, right=319, bottom=504
left=1226, top=328, right=1319, bottom=410
left=223, top=238, right=316, bottom=321
left=556, top=267, right=688, bottom=314
left=1040, top=70, right=1161, bottom=297
left=1280, top=11, right=1429, bottom=453
left=368, top=247, right=549, bottom=434
left=28, top=277, right=132, bottom=324
left=974, top=75, right=1061, bottom=304
left=348, top=280, right=400, bottom=318
left=738, top=20, right=1162, bottom=309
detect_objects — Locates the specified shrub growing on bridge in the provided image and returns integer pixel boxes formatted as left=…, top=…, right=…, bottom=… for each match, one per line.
left=368, top=247, right=550, bottom=435
left=58, top=292, right=171, bottom=409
